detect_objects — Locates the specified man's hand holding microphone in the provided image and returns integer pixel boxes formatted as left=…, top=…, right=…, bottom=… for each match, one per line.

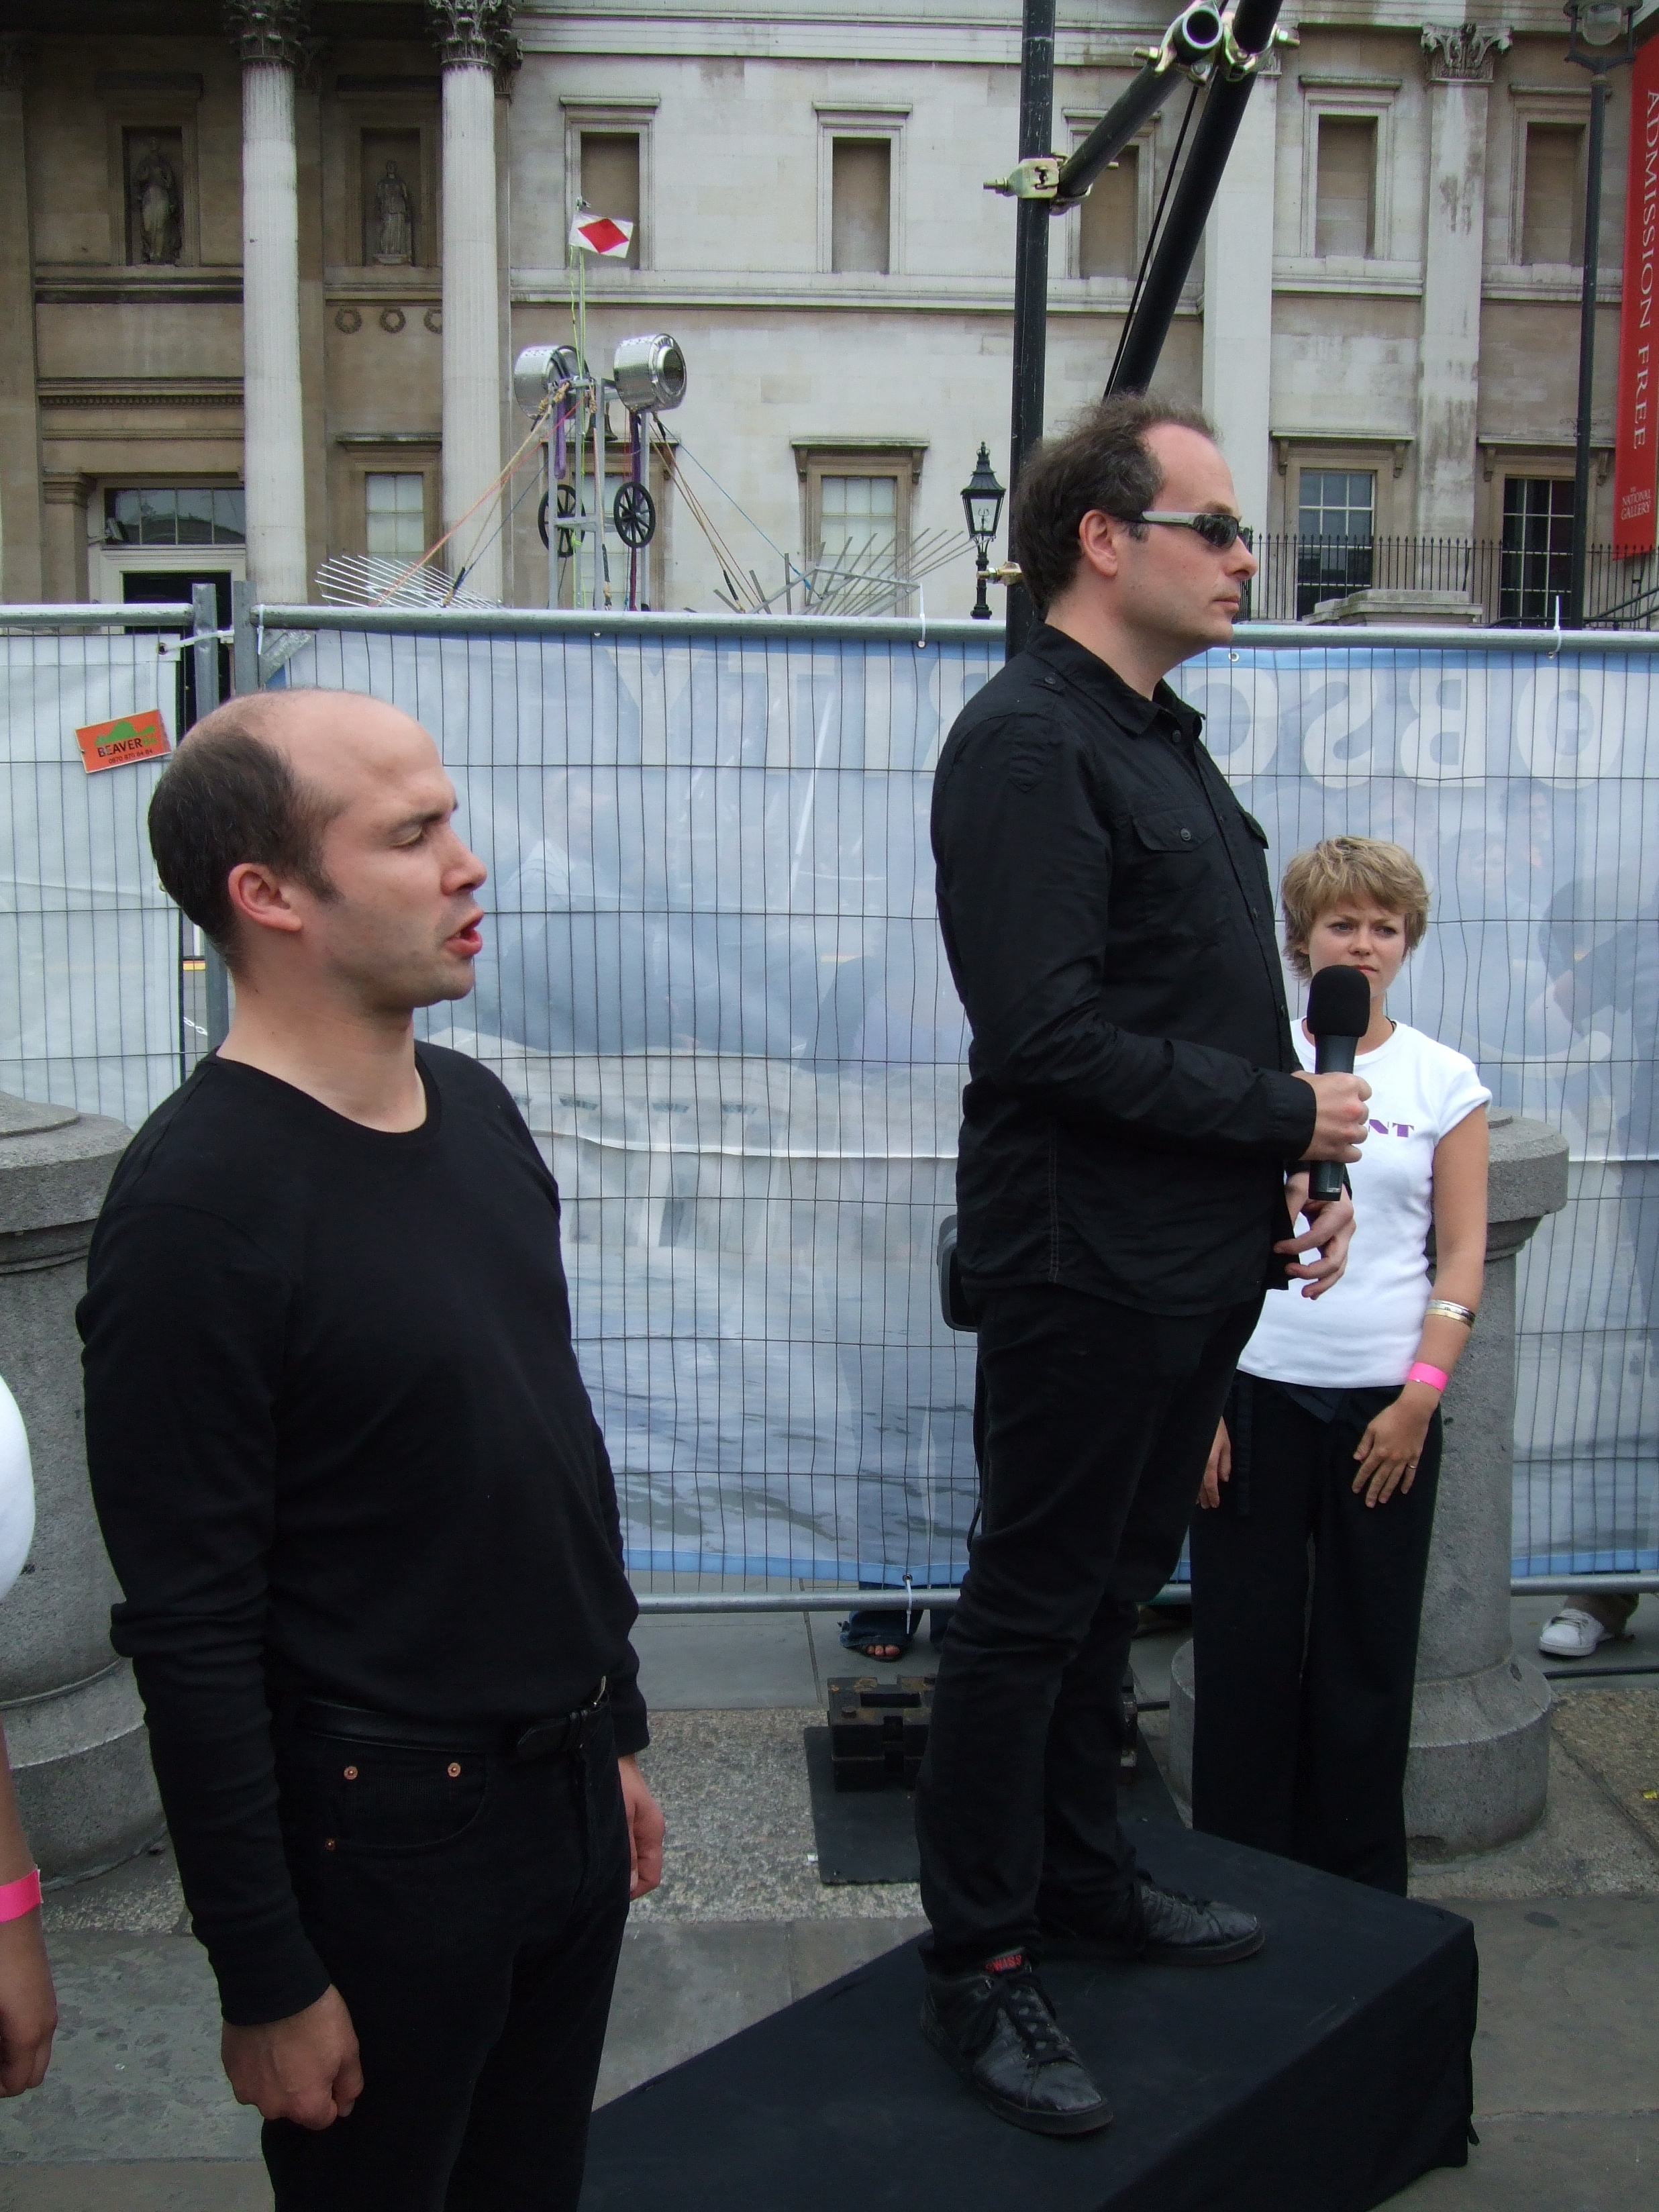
left=1278, top=963, right=1376, bottom=1300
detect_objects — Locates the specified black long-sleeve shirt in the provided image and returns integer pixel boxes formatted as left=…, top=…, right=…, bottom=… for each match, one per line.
left=932, top=623, right=1317, bottom=1313
left=78, top=1045, right=646, bottom=2025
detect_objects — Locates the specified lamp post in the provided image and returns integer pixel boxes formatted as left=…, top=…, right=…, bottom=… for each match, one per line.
left=962, top=444, right=1007, bottom=619
left=1566, top=0, right=1634, bottom=627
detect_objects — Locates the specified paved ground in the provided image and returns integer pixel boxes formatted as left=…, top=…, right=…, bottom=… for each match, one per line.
left=1, top=1597, right=1654, bottom=2207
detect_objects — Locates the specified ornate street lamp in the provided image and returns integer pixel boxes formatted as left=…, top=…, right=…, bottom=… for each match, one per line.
left=961, top=444, right=1007, bottom=619
left=1565, top=0, right=1636, bottom=625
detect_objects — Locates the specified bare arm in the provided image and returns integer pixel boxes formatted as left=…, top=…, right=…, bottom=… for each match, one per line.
left=0, top=1723, right=55, bottom=2097
left=1353, top=1107, right=1489, bottom=1506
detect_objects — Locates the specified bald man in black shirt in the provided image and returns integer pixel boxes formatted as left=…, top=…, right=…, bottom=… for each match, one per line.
left=79, top=689, right=662, bottom=2211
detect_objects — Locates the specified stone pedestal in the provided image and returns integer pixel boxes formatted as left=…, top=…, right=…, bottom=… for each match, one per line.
left=1305, top=589, right=1482, bottom=627
left=0, top=1093, right=160, bottom=1882
left=1168, top=1111, right=1570, bottom=1862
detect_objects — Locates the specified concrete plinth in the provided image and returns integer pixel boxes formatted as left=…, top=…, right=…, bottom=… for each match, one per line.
left=1306, top=589, right=1483, bottom=626
left=1168, top=1111, right=1570, bottom=1862
left=0, top=1092, right=160, bottom=1881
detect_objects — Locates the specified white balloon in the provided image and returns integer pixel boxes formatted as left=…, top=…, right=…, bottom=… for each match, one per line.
left=0, top=1378, right=35, bottom=1606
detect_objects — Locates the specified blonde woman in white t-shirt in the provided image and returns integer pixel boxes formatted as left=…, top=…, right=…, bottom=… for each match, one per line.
left=1188, top=837, right=1490, bottom=1895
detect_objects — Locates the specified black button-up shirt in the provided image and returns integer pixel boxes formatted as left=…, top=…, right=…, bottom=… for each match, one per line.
left=932, top=623, right=1317, bottom=1315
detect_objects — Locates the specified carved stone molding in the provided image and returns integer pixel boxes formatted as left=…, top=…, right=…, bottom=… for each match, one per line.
left=1421, top=23, right=1512, bottom=84
left=224, top=2, right=311, bottom=68
left=425, top=1, right=521, bottom=87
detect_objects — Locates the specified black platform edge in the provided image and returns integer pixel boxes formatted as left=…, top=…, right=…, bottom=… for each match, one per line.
left=583, top=1823, right=1475, bottom=2212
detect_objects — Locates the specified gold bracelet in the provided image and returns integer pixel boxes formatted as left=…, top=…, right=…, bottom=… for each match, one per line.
left=1425, top=1299, right=1476, bottom=1328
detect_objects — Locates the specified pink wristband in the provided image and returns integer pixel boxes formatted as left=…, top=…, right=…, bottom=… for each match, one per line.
left=0, top=1869, right=41, bottom=1923
left=1407, top=1362, right=1448, bottom=1393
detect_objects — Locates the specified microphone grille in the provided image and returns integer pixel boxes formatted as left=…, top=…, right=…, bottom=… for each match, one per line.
left=1305, top=964, right=1372, bottom=1037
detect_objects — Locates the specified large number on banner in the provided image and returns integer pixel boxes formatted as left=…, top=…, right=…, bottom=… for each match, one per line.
left=1301, top=665, right=1380, bottom=787
left=1515, top=662, right=1625, bottom=786
left=1176, top=663, right=1280, bottom=779
left=1397, top=663, right=1488, bottom=785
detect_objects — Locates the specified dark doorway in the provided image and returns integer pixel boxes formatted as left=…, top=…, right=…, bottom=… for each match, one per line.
left=121, top=568, right=233, bottom=728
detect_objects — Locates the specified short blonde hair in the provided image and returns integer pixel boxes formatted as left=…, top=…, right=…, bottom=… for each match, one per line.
left=1280, top=836, right=1430, bottom=981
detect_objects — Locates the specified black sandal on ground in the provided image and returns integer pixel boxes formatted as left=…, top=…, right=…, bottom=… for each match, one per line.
left=838, top=1610, right=915, bottom=1660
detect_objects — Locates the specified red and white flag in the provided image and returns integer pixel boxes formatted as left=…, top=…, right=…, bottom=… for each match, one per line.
left=570, top=211, right=634, bottom=258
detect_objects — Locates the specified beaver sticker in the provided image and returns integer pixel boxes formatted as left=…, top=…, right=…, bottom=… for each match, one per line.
left=74, top=708, right=170, bottom=774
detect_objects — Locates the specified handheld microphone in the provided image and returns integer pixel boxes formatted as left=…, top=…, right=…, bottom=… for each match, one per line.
left=1303, top=964, right=1372, bottom=1203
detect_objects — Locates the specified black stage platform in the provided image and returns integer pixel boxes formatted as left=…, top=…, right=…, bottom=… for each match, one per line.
left=584, top=1820, right=1476, bottom=2212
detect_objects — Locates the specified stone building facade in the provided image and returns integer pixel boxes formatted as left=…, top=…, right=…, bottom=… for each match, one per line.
left=0, top=0, right=1641, bottom=619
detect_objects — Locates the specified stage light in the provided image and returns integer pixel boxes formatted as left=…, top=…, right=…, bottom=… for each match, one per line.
left=613, top=334, right=687, bottom=413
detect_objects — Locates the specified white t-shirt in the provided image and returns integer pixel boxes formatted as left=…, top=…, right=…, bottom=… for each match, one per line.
left=0, top=1376, right=34, bottom=1605
left=1240, top=1019, right=1491, bottom=1389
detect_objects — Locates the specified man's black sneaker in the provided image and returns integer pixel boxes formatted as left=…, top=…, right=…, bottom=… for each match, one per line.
left=1040, top=1872, right=1264, bottom=1968
left=920, top=1950, right=1113, bottom=2137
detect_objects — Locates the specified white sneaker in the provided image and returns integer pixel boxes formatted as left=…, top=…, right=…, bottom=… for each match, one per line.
left=1538, top=1606, right=1613, bottom=1658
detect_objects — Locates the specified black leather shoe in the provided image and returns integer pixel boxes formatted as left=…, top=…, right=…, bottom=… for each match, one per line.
left=920, top=1953, right=1113, bottom=2137
left=1041, top=1872, right=1264, bottom=1968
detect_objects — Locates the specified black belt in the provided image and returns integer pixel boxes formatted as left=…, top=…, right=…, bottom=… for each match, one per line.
left=285, top=1681, right=609, bottom=1765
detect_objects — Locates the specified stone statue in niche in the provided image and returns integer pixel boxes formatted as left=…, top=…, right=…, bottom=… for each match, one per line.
left=131, top=138, right=182, bottom=265
left=372, top=162, right=415, bottom=264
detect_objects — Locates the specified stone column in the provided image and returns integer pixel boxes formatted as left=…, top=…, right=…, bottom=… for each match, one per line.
left=1404, top=1110, right=1566, bottom=1856
left=0, top=1095, right=160, bottom=1882
left=429, top=2, right=518, bottom=604
left=0, top=37, right=43, bottom=603
left=226, top=2, right=310, bottom=603
left=1415, top=26, right=1510, bottom=540
left=40, top=472, right=91, bottom=604
left=1168, top=1112, right=1570, bottom=1862
left=1202, top=50, right=1278, bottom=538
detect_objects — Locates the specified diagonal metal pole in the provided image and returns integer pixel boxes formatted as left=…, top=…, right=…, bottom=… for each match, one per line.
left=1004, top=0, right=1056, bottom=659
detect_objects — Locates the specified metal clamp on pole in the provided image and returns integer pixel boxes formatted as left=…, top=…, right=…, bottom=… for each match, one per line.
left=1049, top=2, right=1224, bottom=211
left=984, top=154, right=1062, bottom=200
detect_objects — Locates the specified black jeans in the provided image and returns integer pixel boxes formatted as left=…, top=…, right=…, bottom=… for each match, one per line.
left=913, top=1285, right=1263, bottom=1972
left=262, top=1711, right=631, bottom=2211
left=1188, top=1372, right=1443, bottom=1895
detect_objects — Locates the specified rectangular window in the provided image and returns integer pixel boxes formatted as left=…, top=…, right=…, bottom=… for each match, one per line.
left=581, top=132, right=641, bottom=265
left=365, top=473, right=428, bottom=561
left=1315, top=116, right=1376, bottom=258
left=1078, top=146, right=1139, bottom=280
left=362, top=129, right=421, bottom=266
left=1521, top=123, right=1583, bottom=266
left=1295, top=468, right=1375, bottom=616
left=1499, top=477, right=1574, bottom=624
left=104, top=487, right=245, bottom=545
left=817, top=474, right=900, bottom=609
left=831, top=138, right=891, bottom=274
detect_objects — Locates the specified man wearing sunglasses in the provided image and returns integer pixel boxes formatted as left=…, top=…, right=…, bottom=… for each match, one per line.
left=916, top=396, right=1371, bottom=2134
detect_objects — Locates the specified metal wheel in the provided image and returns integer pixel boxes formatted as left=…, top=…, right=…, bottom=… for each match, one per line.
left=538, top=483, right=578, bottom=556
left=613, top=479, right=657, bottom=550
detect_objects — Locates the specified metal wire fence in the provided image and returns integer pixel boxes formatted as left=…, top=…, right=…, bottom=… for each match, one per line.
left=1, top=604, right=1654, bottom=1592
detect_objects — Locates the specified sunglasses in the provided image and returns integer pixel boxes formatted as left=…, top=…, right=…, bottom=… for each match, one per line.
left=1135, top=510, right=1251, bottom=551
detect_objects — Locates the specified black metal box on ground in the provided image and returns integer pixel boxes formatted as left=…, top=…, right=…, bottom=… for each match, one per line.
left=825, top=1674, right=934, bottom=1791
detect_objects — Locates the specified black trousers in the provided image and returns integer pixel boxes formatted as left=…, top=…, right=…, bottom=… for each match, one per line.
left=1188, top=1372, right=1442, bottom=1895
left=913, top=1285, right=1263, bottom=1972
left=262, top=1711, right=631, bottom=2211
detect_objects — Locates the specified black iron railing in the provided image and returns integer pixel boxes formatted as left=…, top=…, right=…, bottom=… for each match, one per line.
left=1242, top=536, right=1659, bottom=627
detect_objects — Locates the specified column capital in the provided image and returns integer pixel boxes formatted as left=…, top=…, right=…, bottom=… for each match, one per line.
left=426, top=1, right=521, bottom=85
left=224, top=1, right=311, bottom=68
left=1421, top=22, right=1511, bottom=84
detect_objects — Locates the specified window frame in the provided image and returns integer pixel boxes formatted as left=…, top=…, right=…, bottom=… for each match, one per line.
left=815, top=105, right=909, bottom=278
left=562, top=97, right=659, bottom=274
left=1061, top=109, right=1154, bottom=285
left=1297, top=83, right=1401, bottom=264
left=333, top=438, right=441, bottom=563
left=1509, top=99, right=1591, bottom=272
left=1269, top=435, right=1411, bottom=536
left=792, top=439, right=927, bottom=611
left=88, top=478, right=246, bottom=605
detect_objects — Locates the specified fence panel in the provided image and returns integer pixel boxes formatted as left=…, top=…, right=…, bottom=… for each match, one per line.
left=0, top=625, right=185, bottom=1127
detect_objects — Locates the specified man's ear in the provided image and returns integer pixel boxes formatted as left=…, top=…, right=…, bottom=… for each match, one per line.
left=1076, top=510, right=1125, bottom=584
left=225, top=861, right=305, bottom=938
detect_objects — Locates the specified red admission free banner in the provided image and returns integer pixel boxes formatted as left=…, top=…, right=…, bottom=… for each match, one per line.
left=1614, top=34, right=1659, bottom=556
